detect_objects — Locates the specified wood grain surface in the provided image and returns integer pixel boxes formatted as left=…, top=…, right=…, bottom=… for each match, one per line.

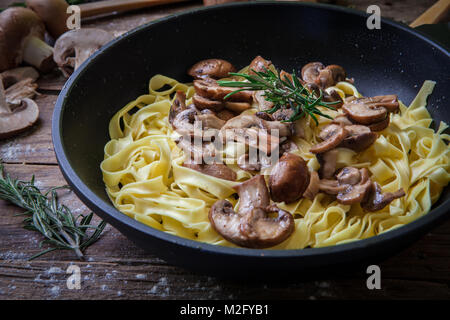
left=0, top=0, right=449, bottom=300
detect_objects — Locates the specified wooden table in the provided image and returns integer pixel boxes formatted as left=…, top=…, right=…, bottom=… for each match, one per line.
left=1, top=0, right=449, bottom=300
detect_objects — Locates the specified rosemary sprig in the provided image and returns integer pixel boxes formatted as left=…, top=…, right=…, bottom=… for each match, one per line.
left=218, top=68, right=338, bottom=124
left=0, top=162, right=106, bottom=260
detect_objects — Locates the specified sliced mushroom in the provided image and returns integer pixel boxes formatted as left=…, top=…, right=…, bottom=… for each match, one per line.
left=323, top=89, right=343, bottom=108
left=4, top=78, right=39, bottom=106
left=209, top=175, right=294, bottom=248
left=1, top=67, right=39, bottom=88
left=368, top=115, right=390, bottom=132
left=193, top=79, right=253, bottom=102
left=253, top=90, right=273, bottom=111
left=175, top=136, right=216, bottom=162
left=255, top=111, right=274, bottom=121
left=216, top=109, right=236, bottom=121
left=248, top=56, right=272, bottom=74
left=169, top=91, right=187, bottom=125
left=272, top=107, right=295, bottom=121
left=279, top=139, right=299, bottom=154
left=361, top=182, right=405, bottom=212
left=237, top=153, right=262, bottom=172
left=332, top=114, right=354, bottom=126
left=26, top=0, right=69, bottom=39
left=53, top=28, right=114, bottom=77
left=0, top=7, right=55, bottom=72
left=269, top=153, right=310, bottom=203
left=0, top=79, right=39, bottom=139
left=317, top=149, right=338, bottom=179
left=188, top=58, right=236, bottom=80
left=301, top=62, right=325, bottom=83
left=339, top=125, right=378, bottom=152
left=319, top=167, right=372, bottom=205
left=310, top=124, right=348, bottom=154
left=192, top=93, right=223, bottom=112
left=303, top=171, right=320, bottom=200
left=316, top=65, right=346, bottom=89
left=342, top=96, right=394, bottom=125
left=183, top=163, right=236, bottom=181
left=222, top=114, right=292, bottom=137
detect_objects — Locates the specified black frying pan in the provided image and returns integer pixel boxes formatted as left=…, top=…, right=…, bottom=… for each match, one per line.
left=52, top=2, right=450, bottom=277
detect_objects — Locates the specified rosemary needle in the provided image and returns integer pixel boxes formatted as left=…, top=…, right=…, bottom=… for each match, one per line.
left=218, top=68, right=339, bottom=124
left=0, top=162, right=106, bottom=260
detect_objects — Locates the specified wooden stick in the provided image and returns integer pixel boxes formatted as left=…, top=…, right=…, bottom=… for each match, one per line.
left=79, top=0, right=191, bottom=18
left=410, top=0, right=450, bottom=28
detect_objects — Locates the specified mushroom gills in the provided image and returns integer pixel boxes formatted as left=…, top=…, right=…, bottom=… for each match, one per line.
left=209, top=175, right=295, bottom=248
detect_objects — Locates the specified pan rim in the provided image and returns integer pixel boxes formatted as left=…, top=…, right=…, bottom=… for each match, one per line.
left=52, top=1, right=450, bottom=259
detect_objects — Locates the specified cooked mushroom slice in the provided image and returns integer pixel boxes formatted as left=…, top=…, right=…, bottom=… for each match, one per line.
left=272, top=107, right=295, bottom=121
left=183, top=163, right=236, bottom=181
left=269, top=153, right=310, bottom=204
left=317, top=149, right=338, bottom=179
left=371, top=95, right=399, bottom=112
left=337, top=166, right=362, bottom=185
left=255, top=111, right=274, bottom=121
left=195, top=112, right=226, bottom=130
left=253, top=90, right=273, bottom=111
left=194, top=79, right=253, bottom=103
left=169, top=91, right=187, bottom=124
left=316, top=65, right=346, bottom=89
left=0, top=80, right=39, bottom=139
left=222, top=114, right=292, bottom=137
left=0, top=7, right=55, bottom=72
left=332, top=114, right=354, bottom=126
left=310, top=124, right=348, bottom=154
left=237, top=153, right=261, bottom=172
left=304, top=82, right=321, bottom=97
left=26, top=0, right=69, bottom=39
left=323, top=89, right=343, bottom=108
left=224, top=101, right=252, bottom=113
left=248, top=56, right=272, bottom=74
left=342, top=96, right=394, bottom=125
left=209, top=175, right=294, bottom=248
left=303, top=171, right=320, bottom=200
left=361, top=182, right=405, bottom=212
left=335, top=168, right=371, bottom=204
left=216, top=109, right=236, bottom=121
left=188, top=58, right=236, bottom=80
left=192, top=94, right=223, bottom=112
left=279, top=139, right=298, bottom=154
left=53, top=28, right=114, bottom=77
left=301, top=62, right=325, bottom=84
left=176, top=137, right=216, bottom=161
left=339, top=125, right=378, bottom=152
left=368, top=115, right=390, bottom=132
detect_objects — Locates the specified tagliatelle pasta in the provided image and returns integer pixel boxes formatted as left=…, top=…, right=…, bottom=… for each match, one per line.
left=101, top=73, right=450, bottom=249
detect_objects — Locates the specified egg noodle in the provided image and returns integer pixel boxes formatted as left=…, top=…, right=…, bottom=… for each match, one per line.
left=101, top=74, right=450, bottom=249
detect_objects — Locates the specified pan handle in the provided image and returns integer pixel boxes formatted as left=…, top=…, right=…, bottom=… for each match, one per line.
left=409, top=0, right=449, bottom=28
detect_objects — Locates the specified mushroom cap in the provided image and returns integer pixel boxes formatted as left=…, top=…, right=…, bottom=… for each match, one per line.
left=342, top=98, right=388, bottom=124
left=0, top=98, right=39, bottom=139
left=53, top=28, right=114, bottom=75
left=248, top=56, right=272, bottom=75
left=269, top=153, right=310, bottom=203
left=26, top=0, right=69, bottom=39
left=0, top=7, right=45, bottom=72
left=187, top=58, right=236, bottom=80
left=310, top=124, right=348, bottom=154
left=301, top=62, right=325, bottom=83
left=339, top=124, right=378, bottom=152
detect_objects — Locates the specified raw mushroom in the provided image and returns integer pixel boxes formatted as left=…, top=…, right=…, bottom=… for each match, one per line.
left=1, top=67, right=39, bottom=107
left=188, top=58, right=236, bottom=80
left=209, top=175, right=295, bottom=248
left=26, top=0, right=69, bottom=39
left=0, top=7, right=55, bottom=72
left=269, top=153, right=310, bottom=203
left=53, top=28, right=114, bottom=77
left=0, top=79, right=39, bottom=139
left=361, top=182, right=405, bottom=212
left=1, top=66, right=39, bottom=88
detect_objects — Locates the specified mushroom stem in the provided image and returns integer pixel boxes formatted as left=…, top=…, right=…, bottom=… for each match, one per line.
left=22, top=36, right=54, bottom=72
left=0, top=79, right=11, bottom=114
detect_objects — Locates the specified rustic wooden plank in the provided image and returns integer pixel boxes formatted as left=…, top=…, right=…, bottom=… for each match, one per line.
left=1, top=164, right=449, bottom=299
left=0, top=95, right=57, bottom=164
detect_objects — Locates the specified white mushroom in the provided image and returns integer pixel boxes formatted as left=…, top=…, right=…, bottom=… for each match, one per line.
left=26, top=0, right=69, bottom=39
left=53, top=28, right=114, bottom=77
